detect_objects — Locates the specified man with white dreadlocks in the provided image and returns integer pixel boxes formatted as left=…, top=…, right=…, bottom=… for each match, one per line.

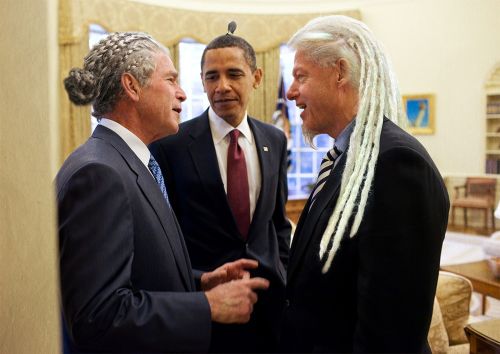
left=280, top=16, right=449, bottom=353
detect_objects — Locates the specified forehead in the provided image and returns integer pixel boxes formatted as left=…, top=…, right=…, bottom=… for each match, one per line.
left=293, top=50, right=317, bottom=71
left=202, top=47, right=251, bottom=72
left=154, top=52, right=176, bottom=74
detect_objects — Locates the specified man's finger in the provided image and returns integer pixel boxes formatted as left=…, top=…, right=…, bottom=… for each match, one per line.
left=244, top=277, right=269, bottom=290
left=231, top=258, right=258, bottom=269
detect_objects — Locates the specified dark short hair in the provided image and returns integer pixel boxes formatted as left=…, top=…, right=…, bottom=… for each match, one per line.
left=201, top=34, right=257, bottom=72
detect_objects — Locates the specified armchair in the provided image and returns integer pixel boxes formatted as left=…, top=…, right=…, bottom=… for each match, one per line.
left=451, top=177, right=496, bottom=229
left=428, top=271, right=472, bottom=354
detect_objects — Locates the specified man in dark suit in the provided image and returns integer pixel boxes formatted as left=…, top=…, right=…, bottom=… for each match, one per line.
left=280, top=16, right=450, bottom=353
left=150, top=31, right=291, bottom=352
left=58, top=31, right=269, bottom=353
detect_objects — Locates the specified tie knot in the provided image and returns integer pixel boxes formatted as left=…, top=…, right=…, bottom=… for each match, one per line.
left=148, top=155, right=160, bottom=172
left=326, top=146, right=341, bottom=161
left=229, top=129, right=240, bottom=142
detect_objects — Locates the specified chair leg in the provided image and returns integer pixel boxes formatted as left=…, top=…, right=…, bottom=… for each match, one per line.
left=452, top=206, right=456, bottom=225
left=485, top=209, right=488, bottom=230
left=464, top=208, right=468, bottom=228
left=492, top=209, right=496, bottom=230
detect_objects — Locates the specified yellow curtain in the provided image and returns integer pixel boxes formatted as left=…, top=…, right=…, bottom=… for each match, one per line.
left=249, top=46, right=281, bottom=123
left=58, top=0, right=361, bottom=164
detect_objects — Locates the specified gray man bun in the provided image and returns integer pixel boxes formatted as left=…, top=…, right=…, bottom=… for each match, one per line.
left=63, top=32, right=168, bottom=118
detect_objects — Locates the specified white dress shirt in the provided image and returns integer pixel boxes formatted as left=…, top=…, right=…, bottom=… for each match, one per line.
left=208, top=107, right=261, bottom=220
left=99, top=118, right=153, bottom=173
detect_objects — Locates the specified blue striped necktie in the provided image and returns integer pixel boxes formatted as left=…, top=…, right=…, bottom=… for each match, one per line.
left=148, top=155, right=169, bottom=204
left=310, top=146, right=341, bottom=206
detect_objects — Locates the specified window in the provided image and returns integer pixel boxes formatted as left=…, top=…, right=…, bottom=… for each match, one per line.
left=178, top=40, right=209, bottom=122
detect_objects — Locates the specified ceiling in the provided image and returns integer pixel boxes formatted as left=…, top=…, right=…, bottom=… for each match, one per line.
left=127, top=0, right=400, bottom=14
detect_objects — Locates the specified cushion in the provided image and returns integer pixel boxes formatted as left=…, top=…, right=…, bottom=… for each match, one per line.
left=427, top=297, right=449, bottom=354
left=435, top=272, right=472, bottom=345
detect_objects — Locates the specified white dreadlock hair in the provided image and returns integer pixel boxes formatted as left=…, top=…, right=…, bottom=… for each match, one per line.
left=288, top=15, right=406, bottom=273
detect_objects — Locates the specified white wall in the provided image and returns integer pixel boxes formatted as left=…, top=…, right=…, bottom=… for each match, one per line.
left=359, top=0, right=500, bottom=175
left=0, top=0, right=60, bottom=352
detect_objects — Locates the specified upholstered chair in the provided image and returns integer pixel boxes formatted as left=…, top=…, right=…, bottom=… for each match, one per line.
left=428, top=271, right=472, bottom=354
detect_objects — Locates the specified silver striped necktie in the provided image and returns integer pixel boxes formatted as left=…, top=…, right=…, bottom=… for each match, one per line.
left=310, top=146, right=341, bottom=206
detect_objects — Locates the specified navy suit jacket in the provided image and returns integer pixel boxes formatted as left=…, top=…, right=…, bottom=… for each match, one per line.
left=57, top=125, right=211, bottom=353
left=150, top=110, right=291, bottom=351
left=281, top=119, right=450, bottom=353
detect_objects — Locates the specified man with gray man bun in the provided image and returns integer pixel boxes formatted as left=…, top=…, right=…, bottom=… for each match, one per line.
left=58, top=31, right=269, bottom=353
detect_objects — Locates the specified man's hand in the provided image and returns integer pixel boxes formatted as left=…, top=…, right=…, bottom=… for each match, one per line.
left=201, top=258, right=258, bottom=290
left=205, top=277, right=270, bottom=323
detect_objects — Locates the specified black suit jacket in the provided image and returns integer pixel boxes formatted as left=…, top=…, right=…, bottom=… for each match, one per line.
left=282, top=119, right=449, bottom=353
left=150, top=110, right=291, bottom=352
left=57, top=125, right=211, bottom=353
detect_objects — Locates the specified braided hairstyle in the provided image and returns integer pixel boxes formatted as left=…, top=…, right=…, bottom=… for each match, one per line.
left=288, top=15, right=406, bottom=273
left=64, top=32, right=168, bottom=119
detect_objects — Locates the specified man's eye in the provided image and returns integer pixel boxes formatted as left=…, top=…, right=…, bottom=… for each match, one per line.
left=205, top=75, right=216, bottom=80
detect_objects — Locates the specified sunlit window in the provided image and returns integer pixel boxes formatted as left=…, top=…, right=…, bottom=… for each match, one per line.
left=178, top=40, right=209, bottom=122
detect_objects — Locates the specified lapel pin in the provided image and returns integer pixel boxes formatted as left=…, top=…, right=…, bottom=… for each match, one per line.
left=263, top=146, right=269, bottom=152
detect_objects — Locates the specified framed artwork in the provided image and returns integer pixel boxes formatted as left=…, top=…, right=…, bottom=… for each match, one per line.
left=403, top=94, right=435, bottom=134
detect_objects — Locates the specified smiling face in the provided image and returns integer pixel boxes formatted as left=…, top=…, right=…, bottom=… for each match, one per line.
left=201, top=47, right=262, bottom=127
left=138, top=52, right=186, bottom=142
left=287, top=50, right=356, bottom=139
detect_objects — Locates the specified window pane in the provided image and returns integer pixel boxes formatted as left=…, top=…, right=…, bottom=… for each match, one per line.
left=178, top=41, right=209, bottom=122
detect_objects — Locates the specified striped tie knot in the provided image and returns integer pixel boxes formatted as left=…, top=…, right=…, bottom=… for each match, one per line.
left=310, top=146, right=341, bottom=206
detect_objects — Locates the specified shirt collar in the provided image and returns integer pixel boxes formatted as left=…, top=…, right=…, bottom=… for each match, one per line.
left=333, top=118, right=355, bottom=154
left=99, top=118, right=151, bottom=167
left=208, top=107, right=254, bottom=145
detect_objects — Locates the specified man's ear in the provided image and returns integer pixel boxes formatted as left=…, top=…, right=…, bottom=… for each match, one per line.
left=121, top=73, right=141, bottom=102
left=200, top=72, right=207, bottom=93
left=252, top=68, right=263, bottom=89
left=336, top=58, right=351, bottom=87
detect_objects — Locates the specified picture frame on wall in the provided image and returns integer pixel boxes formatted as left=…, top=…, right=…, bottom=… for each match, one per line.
left=402, top=94, right=435, bottom=134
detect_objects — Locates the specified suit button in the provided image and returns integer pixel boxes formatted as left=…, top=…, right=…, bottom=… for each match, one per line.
left=285, top=299, right=290, bottom=307
left=245, top=244, right=249, bottom=251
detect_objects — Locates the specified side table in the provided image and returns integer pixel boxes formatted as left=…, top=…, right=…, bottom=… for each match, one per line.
left=465, top=319, right=500, bottom=354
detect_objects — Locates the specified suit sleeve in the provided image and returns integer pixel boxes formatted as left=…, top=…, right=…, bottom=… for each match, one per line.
left=273, top=132, right=292, bottom=268
left=353, top=147, right=449, bottom=352
left=57, top=163, right=211, bottom=353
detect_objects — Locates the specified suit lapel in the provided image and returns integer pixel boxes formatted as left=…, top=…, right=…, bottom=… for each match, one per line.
left=287, top=152, right=347, bottom=281
left=247, top=118, right=271, bottom=238
left=93, top=125, right=193, bottom=290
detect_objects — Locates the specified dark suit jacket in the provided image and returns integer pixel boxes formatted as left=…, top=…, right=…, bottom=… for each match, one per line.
left=281, top=119, right=450, bottom=353
left=57, top=125, right=211, bottom=353
left=150, top=110, right=291, bottom=352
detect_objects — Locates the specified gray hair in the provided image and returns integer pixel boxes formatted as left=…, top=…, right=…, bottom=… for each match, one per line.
left=64, top=32, right=168, bottom=119
left=288, top=15, right=406, bottom=272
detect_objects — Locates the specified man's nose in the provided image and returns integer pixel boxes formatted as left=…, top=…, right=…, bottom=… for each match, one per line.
left=286, top=81, right=297, bottom=101
left=177, top=86, right=187, bottom=102
left=216, top=77, right=230, bottom=92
